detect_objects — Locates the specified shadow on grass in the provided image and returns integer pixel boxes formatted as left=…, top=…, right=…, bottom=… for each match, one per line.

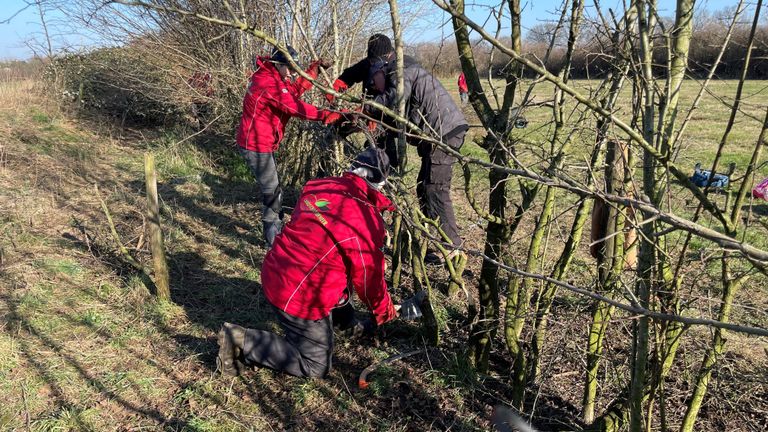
left=1, top=292, right=195, bottom=429
left=33, top=125, right=583, bottom=430
left=745, top=203, right=768, bottom=217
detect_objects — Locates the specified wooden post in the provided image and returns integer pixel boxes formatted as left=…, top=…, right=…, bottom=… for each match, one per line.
left=144, top=152, right=171, bottom=301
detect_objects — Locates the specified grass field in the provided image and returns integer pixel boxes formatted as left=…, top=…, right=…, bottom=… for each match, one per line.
left=444, top=78, right=767, bottom=162
left=1, top=74, right=766, bottom=431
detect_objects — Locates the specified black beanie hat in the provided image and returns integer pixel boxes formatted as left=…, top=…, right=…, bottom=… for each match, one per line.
left=367, top=34, right=393, bottom=59
left=350, top=147, right=390, bottom=184
left=270, top=45, right=300, bottom=66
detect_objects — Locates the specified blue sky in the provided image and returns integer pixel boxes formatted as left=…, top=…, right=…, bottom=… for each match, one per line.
left=0, top=0, right=730, bottom=60
left=1, top=0, right=60, bottom=59
left=0, top=0, right=102, bottom=60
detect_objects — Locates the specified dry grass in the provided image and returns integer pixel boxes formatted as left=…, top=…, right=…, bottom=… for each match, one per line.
left=0, top=78, right=38, bottom=114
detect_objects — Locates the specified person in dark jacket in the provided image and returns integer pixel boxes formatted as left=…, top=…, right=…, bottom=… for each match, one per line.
left=325, top=33, right=394, bottom=104
left=217, top=148, right=398, bottom=378
left=367, top=53, right=468, bottom=258
left=236, top=46, right=345, bottom=248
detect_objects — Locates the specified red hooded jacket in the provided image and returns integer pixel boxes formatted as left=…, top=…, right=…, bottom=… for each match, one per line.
left=261, top=173, right=397, bottom=325
left=236, top=57, right=333, bottom=152
left=457, top=73, right=468, bottom=93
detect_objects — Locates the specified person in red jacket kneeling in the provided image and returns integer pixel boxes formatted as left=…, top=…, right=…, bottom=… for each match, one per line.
left=217, top=148, right=398, bottom=378
left=236, top=46, right=345, bottom=248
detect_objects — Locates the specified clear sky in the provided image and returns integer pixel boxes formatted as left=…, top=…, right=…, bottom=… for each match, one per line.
left=0, top=0, right=103, bottom=60
left=1, top=0, right=58, bottom=60
left=0, top=0, right=732, bottom=61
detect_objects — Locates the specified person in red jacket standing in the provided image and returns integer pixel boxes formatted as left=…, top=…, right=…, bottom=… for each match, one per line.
left=457, top=72, right=468, bottom=105
left=236, top=46, right=344, bottom=247
left=216, top=148, right=398, bottom=378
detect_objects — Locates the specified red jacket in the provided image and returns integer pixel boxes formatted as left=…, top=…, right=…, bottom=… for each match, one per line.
left=261, top=173, right=397, bottom=325
left=236, top=57, right=332, bottom=152
left=457, top=73, right=468, bottom=93
left=188, top=71, right=213, bottom=101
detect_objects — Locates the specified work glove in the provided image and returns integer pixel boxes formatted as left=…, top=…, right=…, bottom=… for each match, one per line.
left=346, top=317, right=376, bottom=338
left=396, top=291, right=427, bottom=321
left=323, top=109, right=351, bottom=125
left=325, top=79, right=349, bottom=104
left=356, top=107, right=379, bottom=133
left=325, top=109, right=358, bottom=126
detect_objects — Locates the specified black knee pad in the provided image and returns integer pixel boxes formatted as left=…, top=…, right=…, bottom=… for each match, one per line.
left=262, top=187, right=283, bottom=212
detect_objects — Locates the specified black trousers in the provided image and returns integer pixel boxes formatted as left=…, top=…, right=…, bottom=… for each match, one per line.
left=241, top=304, right=356, bottom=378
left=416, top=132, right=464, bottom=247
left=242, top=306, right=333, bottom=378
left=239, top=148, right=283, bottom=247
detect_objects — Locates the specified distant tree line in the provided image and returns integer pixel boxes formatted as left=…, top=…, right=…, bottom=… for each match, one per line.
left=410, top=7, right=768, bottom=79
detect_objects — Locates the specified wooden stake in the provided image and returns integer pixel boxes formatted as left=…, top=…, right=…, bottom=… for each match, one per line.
left=144, top=152, right=171, bottom=301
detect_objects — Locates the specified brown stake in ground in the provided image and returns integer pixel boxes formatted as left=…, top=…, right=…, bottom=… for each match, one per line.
left=144, top=152, right=170, bottom=301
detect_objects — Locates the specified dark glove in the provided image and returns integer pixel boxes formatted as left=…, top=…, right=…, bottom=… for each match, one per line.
left=397, top=291, right=427, bottom=321
left=349, top=318, right=376, bottom=337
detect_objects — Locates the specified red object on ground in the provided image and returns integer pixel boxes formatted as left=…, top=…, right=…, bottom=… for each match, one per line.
left=236, top=57, right=332, bottom=152
left=261, top=173, right=397, bottom=326
left=457, top=72, right=468, bottom=93
left=753, top=177, right=768, bottom=200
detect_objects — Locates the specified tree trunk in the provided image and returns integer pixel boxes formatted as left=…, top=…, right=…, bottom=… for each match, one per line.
left=468, top=141, right=507, bottom=370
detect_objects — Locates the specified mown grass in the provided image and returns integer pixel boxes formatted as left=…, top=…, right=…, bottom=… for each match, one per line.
left=445, top=79, right=767, bottom=165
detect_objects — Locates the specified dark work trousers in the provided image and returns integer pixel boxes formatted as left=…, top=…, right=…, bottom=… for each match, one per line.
left=242, top=306, right=334, bottom=378
left=241, top=303, right=357, bottom=378
left=416, top=132, right=464, bottom=247
left=239, top=148, right=283, bottom=247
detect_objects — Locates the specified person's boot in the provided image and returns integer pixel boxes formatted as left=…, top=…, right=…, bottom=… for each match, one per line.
left=217, top=322, right=246, bottom=377
left=263, top=220, right=283, bottom=249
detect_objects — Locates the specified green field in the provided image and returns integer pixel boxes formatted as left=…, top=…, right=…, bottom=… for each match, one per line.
left=446, top=79, right=768, bottom=165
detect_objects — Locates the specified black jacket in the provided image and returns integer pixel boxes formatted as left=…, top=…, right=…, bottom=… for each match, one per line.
left=370, top=56, right=467, bottom=146
left=338, top=58, right=372, bottom=89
